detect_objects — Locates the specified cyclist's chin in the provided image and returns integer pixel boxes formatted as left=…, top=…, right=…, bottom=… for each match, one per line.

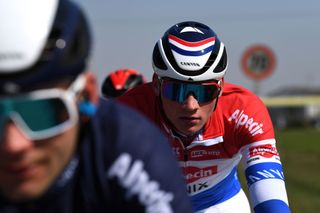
left=0, top=165, right=51, bottom=202
left=5, top=186, right=45, bottom=202
left=176, top=124, right=203, bottom=137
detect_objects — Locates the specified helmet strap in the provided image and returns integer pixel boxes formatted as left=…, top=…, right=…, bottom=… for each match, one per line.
left=152, top=74, right=161, bottom=96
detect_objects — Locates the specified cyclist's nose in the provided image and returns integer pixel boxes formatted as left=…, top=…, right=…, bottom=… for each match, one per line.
left=182, top=94, right=199, bottom=111
left=0, top=121, right=33, bottom=154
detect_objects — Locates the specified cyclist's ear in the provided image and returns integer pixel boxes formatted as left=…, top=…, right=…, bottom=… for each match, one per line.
left=83, top=72, right=98, bottom=104
left=79, top=72, right=98, bottom=117
left=152, top=74, right=161, bottom=96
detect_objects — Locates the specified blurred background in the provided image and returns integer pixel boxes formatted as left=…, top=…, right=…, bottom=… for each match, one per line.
left=75, top=0, right=320, bottom=212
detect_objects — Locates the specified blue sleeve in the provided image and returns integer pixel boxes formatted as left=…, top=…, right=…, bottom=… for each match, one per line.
left=254, top=200, right=290, bottom=213
left=241, top=139, right=291, bottom=213
left=246, top=162, right=290, bottom=213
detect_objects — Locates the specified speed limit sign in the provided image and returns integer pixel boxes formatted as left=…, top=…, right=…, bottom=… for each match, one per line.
left=240, top=44, right=276, bottom=81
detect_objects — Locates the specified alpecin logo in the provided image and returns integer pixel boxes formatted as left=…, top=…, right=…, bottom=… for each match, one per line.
left=184, top=165, right=217, bottom=183
left=249, top=144, right=279, bottom=158
left=228, top=109, right=264, bottom=136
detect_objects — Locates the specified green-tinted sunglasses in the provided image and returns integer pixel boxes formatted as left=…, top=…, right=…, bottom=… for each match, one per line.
left=0, top=75, right=85, bottom=141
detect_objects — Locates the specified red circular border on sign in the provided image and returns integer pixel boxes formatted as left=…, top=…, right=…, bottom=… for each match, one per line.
left=240, top=44, right=276, bottom=81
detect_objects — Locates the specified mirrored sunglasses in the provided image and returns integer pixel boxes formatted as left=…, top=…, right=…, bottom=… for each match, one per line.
left=161, top=80, right=221, bottom=104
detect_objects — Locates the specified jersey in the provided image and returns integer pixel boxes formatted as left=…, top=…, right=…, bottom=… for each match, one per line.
left=0, top=99, right=193, bottom=213
left=117, top=82, right=291, bottom=213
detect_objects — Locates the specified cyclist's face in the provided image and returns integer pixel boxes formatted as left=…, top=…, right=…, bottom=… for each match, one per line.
left=0, top=82, right=80, bottom=202
left=161, top=90, right=218, bottom=136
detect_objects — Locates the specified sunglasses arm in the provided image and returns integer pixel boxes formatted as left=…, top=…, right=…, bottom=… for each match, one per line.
left=68, top=74, right=87, bottom=97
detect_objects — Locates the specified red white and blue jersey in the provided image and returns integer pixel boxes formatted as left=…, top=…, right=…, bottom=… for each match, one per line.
left=118, top=82, right=291, bottom=213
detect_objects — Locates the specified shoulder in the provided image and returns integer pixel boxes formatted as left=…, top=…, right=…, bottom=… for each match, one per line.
left=84, top=99, right=193, bottom=212
left=118, top=83, right=154, bottom=101
left=95, top=98, right=170, bottom=155
left=117, top=83, right=157, bottom=119
left=218, top=82, right=274, bottom=142
left=97, top=97, right=154, bottom=131
left=221, top=82, right=263, bottom=105
left=219, top=82, right=267, bottom=114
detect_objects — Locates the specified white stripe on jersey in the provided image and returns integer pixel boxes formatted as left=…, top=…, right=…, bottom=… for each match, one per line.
left=188, top=136, right=224, bottom=149
left=249, top=178, right=289, bottom=207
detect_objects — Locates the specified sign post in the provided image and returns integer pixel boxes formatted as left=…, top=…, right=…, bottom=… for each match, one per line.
left=240, top=44, right=276, bottom=95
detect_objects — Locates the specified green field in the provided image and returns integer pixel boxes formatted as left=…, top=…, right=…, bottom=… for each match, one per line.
left=239, top=128, right=320, bottom=213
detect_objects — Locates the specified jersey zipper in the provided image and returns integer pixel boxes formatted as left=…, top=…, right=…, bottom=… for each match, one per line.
left=184, top=147, right=188, bottom=161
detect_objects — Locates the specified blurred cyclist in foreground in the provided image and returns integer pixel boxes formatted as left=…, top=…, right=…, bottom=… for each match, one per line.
left=101, top=68, right=146, bottom=98
left=118, top=21, right=291, bottom=213
left=0, top=1, right=193, bottom=212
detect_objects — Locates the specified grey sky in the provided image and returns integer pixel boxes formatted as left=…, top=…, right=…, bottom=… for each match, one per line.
left=75, top=0, right=320, bottom=96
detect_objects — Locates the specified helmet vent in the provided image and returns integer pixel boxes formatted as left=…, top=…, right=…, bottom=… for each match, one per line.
left=194, top=23, right=209, bottom=30
left=213, top=47, right=227, bottom=73
left=125, top=75, right=144, bottom=89
left=41, top=28, right=63, bottom=62
left=153, top=43, right=167, bottom=70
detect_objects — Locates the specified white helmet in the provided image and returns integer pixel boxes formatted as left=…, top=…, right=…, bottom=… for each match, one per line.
left=152, top=21, right=228, bottom=82
left=0, top=0, right=91, bottom=94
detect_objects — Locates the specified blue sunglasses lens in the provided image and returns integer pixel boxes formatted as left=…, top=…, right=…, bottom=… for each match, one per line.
left=162, top=82, right=220, bottom=103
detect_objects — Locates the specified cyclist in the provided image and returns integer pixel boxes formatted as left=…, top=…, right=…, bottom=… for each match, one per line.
left=0, top=1, right=193, bottom=212
left=118, top=21, right=291, bottom=213
left=101, top=68, right=146, bottom=98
